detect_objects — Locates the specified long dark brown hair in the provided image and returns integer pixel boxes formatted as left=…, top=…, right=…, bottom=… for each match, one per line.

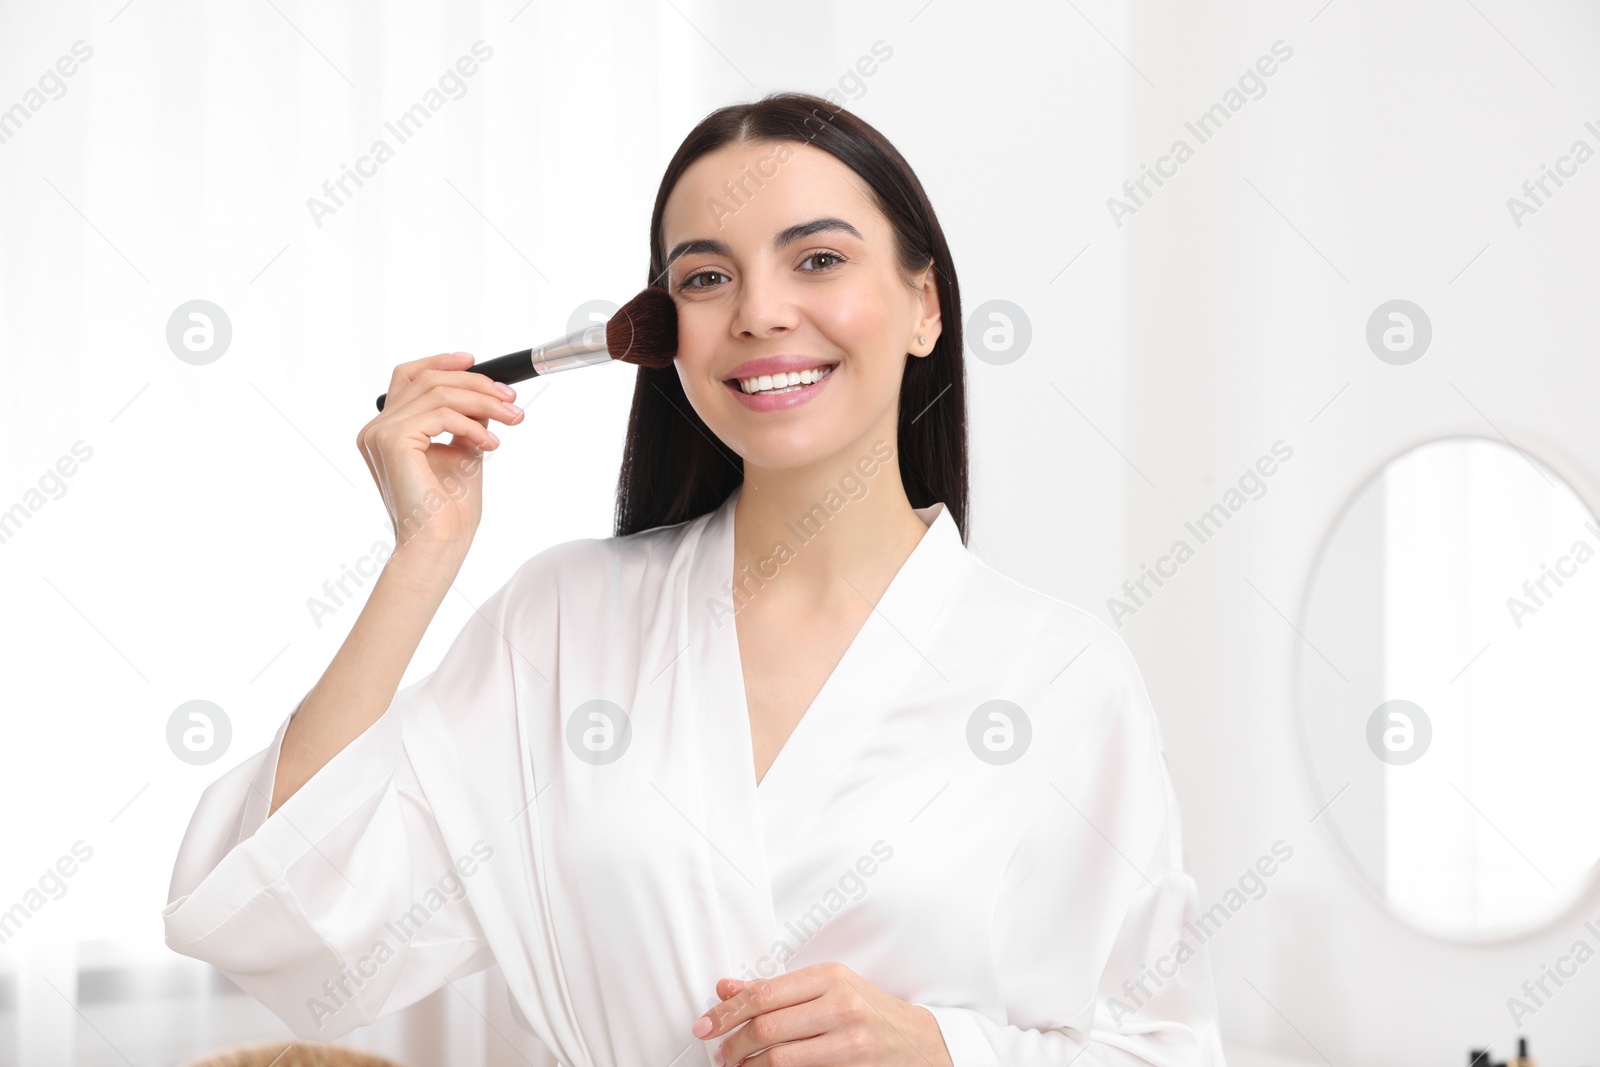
left=613, top=91, right=968, bottom=543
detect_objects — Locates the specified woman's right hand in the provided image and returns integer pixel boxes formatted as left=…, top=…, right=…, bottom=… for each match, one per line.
left=356, top=351, right=525, bottom=560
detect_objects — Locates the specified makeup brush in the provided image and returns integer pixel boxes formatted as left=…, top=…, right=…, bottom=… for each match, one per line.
left=375, top=285, right=678, bottom=411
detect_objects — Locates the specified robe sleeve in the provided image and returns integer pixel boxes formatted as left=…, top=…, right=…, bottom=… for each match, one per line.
left=915, top=630, right=1226, bottom=1067
left=161, top=569, right=531, bottom=1041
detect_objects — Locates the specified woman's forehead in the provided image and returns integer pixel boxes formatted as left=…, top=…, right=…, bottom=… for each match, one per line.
left=661, top=142, right=879, bottom=251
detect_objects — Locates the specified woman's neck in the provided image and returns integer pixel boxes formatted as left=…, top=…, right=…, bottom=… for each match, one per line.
left=731, top=441, right=930, bottom=614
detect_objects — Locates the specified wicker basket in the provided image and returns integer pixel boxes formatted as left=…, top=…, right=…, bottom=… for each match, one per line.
left=176, top=1041, right=412, bottom=1067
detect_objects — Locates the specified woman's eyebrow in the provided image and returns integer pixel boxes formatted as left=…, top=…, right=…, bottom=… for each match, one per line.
left=664, top=216, right=863, bottom=269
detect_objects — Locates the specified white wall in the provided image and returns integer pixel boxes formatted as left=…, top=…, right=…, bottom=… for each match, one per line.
left=1116, top=1, right=1600, bottom=1065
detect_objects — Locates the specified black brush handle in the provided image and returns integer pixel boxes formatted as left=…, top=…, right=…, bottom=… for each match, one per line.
left=375, top=349, right=534, bottom=412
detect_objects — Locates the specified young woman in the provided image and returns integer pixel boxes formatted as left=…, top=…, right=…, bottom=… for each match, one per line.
left=165, top=92, right=1225, bottom=1067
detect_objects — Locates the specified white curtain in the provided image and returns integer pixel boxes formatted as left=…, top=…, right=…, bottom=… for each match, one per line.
left=2, top=0, right=1109, bottom=1063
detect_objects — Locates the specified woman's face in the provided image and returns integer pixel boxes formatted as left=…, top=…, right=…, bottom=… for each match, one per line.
left=659, top=140, right=940, bottom=472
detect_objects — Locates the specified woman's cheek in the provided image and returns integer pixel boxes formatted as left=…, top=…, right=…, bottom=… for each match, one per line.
left=814, top=293, right=878, bottom=339
left=670, top=325, right=715, bottom=393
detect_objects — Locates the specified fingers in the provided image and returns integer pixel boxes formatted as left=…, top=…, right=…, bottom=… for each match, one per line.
left=709, top=998, right=832, bottom=1067
left=697, top=971, right=825, bottom=1039
left=355, top=350, right=524, bottom=505
left=357, top=384, right=517, bottom=475
left=385, top=369, right=519, bottom=418
left=387, top=351, right=474, bottom=404
left=382, top=383, right=523, bottom=437
left=384, top=352, right=526, bottom=412
left=732, top=1029, right=863, bottom=1067
left=697, top=965, right=874, bottom=1067
left=410, top=405, right=504, bottom=452
left=363, top=357, right=505, bottom=459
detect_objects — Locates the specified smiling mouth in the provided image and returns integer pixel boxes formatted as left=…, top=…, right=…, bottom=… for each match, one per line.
left=725, top=364, right=838, bottom=396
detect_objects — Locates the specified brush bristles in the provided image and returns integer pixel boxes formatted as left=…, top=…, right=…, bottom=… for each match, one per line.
left=606, top=286, right=678, bottom=369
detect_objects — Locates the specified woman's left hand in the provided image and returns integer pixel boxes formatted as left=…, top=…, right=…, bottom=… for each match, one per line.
left=692, top=962, right=954, bottom=1066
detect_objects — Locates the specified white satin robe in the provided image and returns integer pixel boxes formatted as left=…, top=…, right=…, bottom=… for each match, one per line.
left=164, top=484, right=1226, bottom=1066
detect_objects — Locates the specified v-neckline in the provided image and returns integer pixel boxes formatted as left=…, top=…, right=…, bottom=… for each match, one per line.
left=675, top=484, right=968, bottom=992
left=709, top=485, right=959, bottom=799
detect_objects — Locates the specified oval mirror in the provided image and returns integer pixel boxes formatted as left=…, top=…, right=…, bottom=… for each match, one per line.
left=1295, top=435, right=1600, bottom=941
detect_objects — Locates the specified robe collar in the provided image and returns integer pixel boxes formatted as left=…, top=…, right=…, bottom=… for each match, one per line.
left=697, top=482, right=968, bottom=795
left=695, top=482, right=966, bottom=640
left=681, top=482, right=969, bottom=985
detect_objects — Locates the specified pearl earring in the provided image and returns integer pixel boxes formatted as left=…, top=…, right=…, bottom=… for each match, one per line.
left=918, top=335, right=927, bottom=345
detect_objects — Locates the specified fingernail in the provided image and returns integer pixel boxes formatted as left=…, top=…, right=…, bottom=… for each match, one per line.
left=495, top=382, right=515, bottom=397
left=711, top=1045, right=725, bottom=1065
left=503, top=402, right=522, bottom=418
left=693, top=1015, right=713, bottom=1038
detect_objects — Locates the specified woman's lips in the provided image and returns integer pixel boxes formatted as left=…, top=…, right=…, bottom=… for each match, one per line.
left=723, top=364, right=836, bottom=412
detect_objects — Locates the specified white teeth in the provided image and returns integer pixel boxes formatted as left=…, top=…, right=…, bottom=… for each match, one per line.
left=737, top=365, right=833, bottom=395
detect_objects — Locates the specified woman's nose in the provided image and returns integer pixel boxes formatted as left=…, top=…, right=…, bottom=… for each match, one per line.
left=730, top=270, right=801, bottom=339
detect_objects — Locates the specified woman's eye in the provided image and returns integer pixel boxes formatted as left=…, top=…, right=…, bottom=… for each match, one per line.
left=801, top=251, right=844, bottom=271
left=680, top=269, right=728, bottom=292
left=678, top=253, right=843, bottom=292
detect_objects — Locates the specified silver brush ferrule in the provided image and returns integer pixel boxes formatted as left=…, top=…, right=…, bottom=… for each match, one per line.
left=530, top=323, right=614, bottom=375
